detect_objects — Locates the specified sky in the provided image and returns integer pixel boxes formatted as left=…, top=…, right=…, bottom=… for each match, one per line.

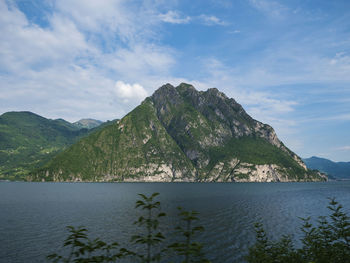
left=0, top=0, right=350, bottom=162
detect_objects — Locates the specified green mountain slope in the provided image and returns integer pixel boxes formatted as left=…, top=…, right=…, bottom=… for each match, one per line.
left=0, top=112, right=102, bottom=180
left=31, top=84, right=326, bottom=182
left=303, top=156, right=350, bottom=179
left=33, top=99, right=195, bottom=181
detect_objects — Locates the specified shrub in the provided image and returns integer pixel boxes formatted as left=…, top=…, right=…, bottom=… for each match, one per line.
left=47, top=193, right=210, bottom=263
left=168, top=207, right=210, bottom=263
left=49, top=195, right=349, bottom=263
left=47, top=226, right=123, bottom=262
left=246, top=198, right=350, bottom=263
left=126, top=193, right=166, bottom=262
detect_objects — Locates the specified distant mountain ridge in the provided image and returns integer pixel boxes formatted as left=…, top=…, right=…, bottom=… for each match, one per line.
left=74, top=119, right=103, bottom=129
left=303, top=156, right=350, bottom=180
left=0, top=111, right=103, bottom=180
left=31, top=83, right=326, bottom=182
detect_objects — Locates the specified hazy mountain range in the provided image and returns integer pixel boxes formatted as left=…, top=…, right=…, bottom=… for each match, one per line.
left=303, top=156, right=350, bottom=180
left=27, top=83, right=326, bottom=182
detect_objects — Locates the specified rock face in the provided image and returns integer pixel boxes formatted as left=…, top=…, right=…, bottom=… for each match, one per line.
left=31, top=83, right=327, bottom=182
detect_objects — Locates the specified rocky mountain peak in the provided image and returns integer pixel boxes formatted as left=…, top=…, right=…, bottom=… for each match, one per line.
left=176, top=82, right=197, bottom=92
left=205, top=87, right=222, bottom=96
left=151, top=83, right=181, bottom=107
left=153, top=83, right=177, bottom=96
left=30, top=83, right=323, bottom=182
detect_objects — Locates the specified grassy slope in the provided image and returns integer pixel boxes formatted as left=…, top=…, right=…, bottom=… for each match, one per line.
left=0, top=112, right=91, bottom=180
left=32, top=99, right=195, bottom=181
left=206, top=137, right=321, bottom=180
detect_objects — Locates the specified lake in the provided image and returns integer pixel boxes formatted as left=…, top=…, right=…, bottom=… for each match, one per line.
left=0, top=181, right=349, bottom=262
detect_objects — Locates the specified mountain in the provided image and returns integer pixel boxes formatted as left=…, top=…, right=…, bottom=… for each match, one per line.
left=0, top=111, right=103, bottom=180
left=31, top=83, right=326, bottom=182
left=303, top=156, right=350, bottom=180
left=73, top=119, right=103, bottom=129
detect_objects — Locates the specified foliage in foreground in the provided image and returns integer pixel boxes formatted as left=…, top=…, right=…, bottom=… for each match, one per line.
left=246, top=198, right=350, bottom=263
left=48, top=193, right=209, bottom=263
left=48, top=195, right=349, bottom=263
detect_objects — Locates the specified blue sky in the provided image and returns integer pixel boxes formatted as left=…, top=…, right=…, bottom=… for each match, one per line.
left=0, top=0, right=350, bottom=162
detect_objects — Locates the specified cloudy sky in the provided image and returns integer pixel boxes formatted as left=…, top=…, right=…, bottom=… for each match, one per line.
left=1, top=0, right=350, bottom=162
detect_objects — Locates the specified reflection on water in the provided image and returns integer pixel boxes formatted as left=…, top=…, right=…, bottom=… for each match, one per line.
left=0, top=181, right=349, bottom=262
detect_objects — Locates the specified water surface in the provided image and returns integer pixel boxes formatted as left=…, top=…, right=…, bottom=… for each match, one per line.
left=0, top=182, right=349, bottom=262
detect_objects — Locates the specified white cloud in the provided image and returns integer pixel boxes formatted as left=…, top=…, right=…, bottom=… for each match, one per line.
left=0, top=62, right=125, bottom=121
left=0, top=2, right=92, bottom=73
left=320, top=114, right=350, bottom=121
left=159, top=11, right=191, bottom=24
left=115, top=81, right=148, bottom=103
left=198, top=14, right=227, bottom=26
left=101, top=44, right=175, bottom=78
left=213, top=45, right=350, bottom=89
left=54, top=0, right=149, bottom=43
left=248, top=0, right=288, bottom=18
left=335, top=146, right=350, bottom=151
left=0, top=0, right=177, bottom=121
left=159, top=11, right=227, bottom=26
